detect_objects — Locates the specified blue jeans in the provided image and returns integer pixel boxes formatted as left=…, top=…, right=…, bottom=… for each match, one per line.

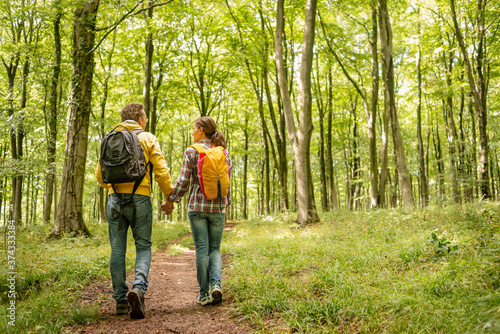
left=107, top=193, right=152, bottom=302
left=188, top=211, right=225, bottom=296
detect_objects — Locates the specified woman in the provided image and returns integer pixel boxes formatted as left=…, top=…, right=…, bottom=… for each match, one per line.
left=162, top=116, right=232, bottom=305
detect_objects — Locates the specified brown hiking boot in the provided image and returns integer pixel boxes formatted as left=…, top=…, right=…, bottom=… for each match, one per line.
left=127, top=287, right=145, bottom=319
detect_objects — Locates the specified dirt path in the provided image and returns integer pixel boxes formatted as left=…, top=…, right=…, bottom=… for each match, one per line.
left=72, top=223, right=249, bottom=334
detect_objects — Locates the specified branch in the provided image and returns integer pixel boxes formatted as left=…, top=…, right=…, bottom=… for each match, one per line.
left=485, top=12, right=500, bottom=32
left=318, top=10, right=367, bottom=102
left=88, top=0, right=176, bottom=55
left=417, top=3, right=454, bottom=31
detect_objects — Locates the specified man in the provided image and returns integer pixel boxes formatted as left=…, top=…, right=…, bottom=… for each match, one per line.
left=96, top=103, right=173, bottom=319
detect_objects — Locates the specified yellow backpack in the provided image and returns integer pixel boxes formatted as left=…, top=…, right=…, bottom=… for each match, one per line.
left=190, top=144, right=230, bottom=200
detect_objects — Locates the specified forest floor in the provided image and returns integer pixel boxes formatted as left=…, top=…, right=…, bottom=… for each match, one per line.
left=67, top=223, right=249, bottom=334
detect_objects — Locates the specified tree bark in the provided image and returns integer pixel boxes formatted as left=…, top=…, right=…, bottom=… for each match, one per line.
left=44, top=6, right=62, bottom=224
left=276, top=0, right=319, bottom=226
left=13, top=60, right=29, bottom=226
left=378, top=0, right=414, bottom=208
left=432, top=124, right=445, bottom=203
left=416, top=41, right=428, bottom=207
left=313, top=56, right=328, bottom=211
left=450, top=0, right=490, bottom=199
left=143, top=2, right=154, bottom=132
left=242, top=112, right=248, bottom=220
left=52, top=0, right=99, bottom=237
left=5, top=57, right=19, bottom=225
left=327, top=68, right=338, bottom=209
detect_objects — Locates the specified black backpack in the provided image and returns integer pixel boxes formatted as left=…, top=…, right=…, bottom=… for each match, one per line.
left=100, top=125, right=151, bottom=230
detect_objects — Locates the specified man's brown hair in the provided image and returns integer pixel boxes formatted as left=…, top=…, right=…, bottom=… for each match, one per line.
left=120, top=103, right=144, bottom=122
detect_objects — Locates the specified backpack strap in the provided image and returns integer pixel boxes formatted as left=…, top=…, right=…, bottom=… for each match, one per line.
left=190, top=144, right=206, bottom=154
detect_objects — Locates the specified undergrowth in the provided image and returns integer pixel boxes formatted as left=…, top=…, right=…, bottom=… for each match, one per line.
left=221, top=202, right=500, bottom=333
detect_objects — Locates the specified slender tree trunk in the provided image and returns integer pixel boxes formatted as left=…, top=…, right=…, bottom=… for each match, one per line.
left=52, top=0, right=99, bottom=237
left=275, top=0, right=319, bottom=226
left=151, top=65, right=163, bottom=137
left=458, top=81, right=471, bottom=202
left=14, top=60, right=29, bottom=226
left=343, top=147, right=352, bottom=210
left=264, top=130, right=271, bottom=215
left=5, top=51, right=19, bottom=225
left=25, top=172, right=30, bottom=226
left=242, top=113, right=248, bottom=220
left=450, top=0, right=490, bottom=199
left=268, top=78, right=290, bottom=212
left=378, top=0, right=414, bottom=208
left=313, top=56, right=328, bottom=211
left=442, top=49, right=461, bottom=204
left=378, top=85, right=390, bottom=208
left=351, top=101, right=360, bottom=210
left=143, top=2, right=154, bottom=132
left=416, top=43, right=428, bottom=207
left=44, top=7, right=61, bottom=224
left=433, top=124, right=445, bottom=203
left=369, top=5, right=380, bottom=208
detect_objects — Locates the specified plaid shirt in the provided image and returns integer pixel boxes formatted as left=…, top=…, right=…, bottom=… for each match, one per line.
left=168, top=139, right=232, bottom=212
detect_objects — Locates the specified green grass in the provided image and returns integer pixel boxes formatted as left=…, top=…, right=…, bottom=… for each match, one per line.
left=0, top=219, right=190, bottom=334
left=221, top=203, right=500, bottom=333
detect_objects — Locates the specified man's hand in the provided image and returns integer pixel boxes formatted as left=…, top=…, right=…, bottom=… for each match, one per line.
left=161, top=200, right=175, bottom=215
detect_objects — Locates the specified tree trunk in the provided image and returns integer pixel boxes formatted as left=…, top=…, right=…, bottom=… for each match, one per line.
left=433, top=124, right=445, bottom=203
left=442, top=48, right=461, bottom=204
left=343, top=147, right=352, bottom=210
left=378, top=0, right=414, bottom=208
left=368, top=5, right=380, bottom=208
left=313, top=56, right=328, bottom=211
left=242, top=113, right=248, bottom=220
left=458, top=81, right=472, bottom=202
left=351, top=100, right=361, bottom=210
left=5, top=51, right=20, bottom=226
left=275, top=0, right=319, bottom=226
left=416, top=43, right=428, bottom=207
left=267, top=77, right=289, bottom=212
left=151, top=65, right=163, bottom=137
left=450, top=0, right=490, bottom=199
left=52, top=0, right=99, bottom=237
left=143, top=2, right=154, bottom=132
left=14, top=60, right=29, bottom=226
left=259, top=4, right=289, bottom=213
left=469, top=93, right=478, bottom=199
left=327, top=67, right=338, bottom=209
left=44, top=7, right=61, bottom=224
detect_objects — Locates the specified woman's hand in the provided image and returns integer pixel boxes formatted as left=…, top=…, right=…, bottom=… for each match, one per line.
left=161, top=200, right=175, bottom=215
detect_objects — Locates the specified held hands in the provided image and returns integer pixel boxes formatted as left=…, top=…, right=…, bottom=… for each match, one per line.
left=161, top=200, right=175, bottom=215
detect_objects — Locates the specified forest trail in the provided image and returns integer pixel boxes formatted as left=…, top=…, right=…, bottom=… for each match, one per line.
left=70, top=222, right=249, bottom=334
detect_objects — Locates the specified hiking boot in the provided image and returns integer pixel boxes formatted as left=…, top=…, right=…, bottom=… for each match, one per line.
left=116, top=301, right=130, bottom=315
left=210, top=283, right=222, bottom=305
left=127, top=287, right=145, bottom=319
left=196, top=293, right=213, bottom=306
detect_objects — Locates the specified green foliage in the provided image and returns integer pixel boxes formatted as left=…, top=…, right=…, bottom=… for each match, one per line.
left=0, top=220, right=190, bottom=333
left=222, top=203, right=500, bottom=332
left=430, top=230, right=459, bottom=255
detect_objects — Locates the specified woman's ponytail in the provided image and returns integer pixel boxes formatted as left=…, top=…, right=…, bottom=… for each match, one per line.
left=211, top=130, right=226, bottom=149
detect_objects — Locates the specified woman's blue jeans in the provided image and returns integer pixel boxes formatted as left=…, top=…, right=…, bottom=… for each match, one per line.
left=107, top=194, right=152, bottom=302
left=188, top=211, right=225, bottom=296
